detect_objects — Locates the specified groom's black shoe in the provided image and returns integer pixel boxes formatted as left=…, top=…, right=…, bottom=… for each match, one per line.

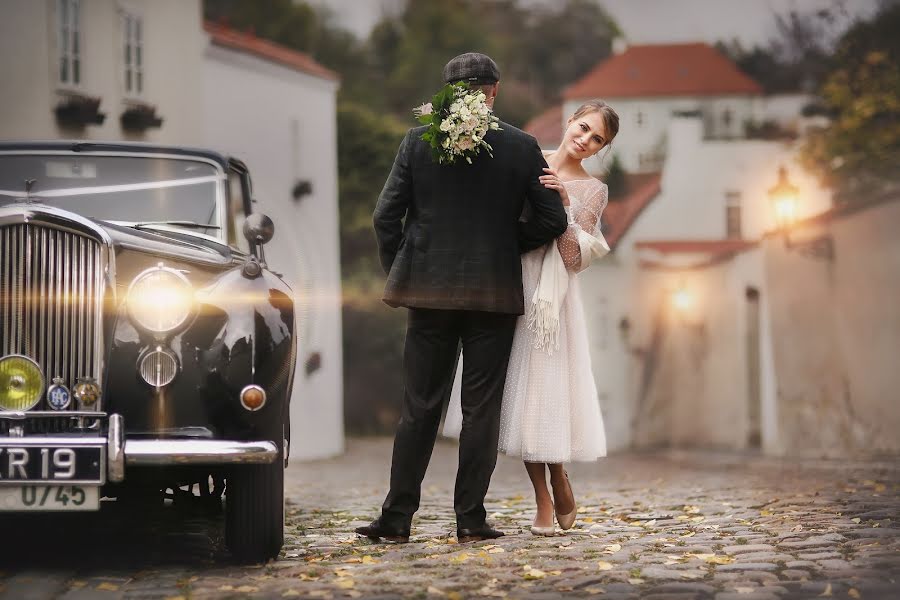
left=457, top=525, right=504, bottom=543
left=355, top=519, right=410, bottom=543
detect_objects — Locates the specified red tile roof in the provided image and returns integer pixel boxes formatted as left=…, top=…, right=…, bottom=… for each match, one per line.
left=204, top=21, right=340, bottom=82
left=563, top=43, right=762, bottom=100
left=524, top=104, right=563, bottom=149
left=602, top=172, right=662, bottom=248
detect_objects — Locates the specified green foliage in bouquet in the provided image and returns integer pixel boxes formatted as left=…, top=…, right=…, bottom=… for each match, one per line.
left=415, top=82, right=501, bottom=165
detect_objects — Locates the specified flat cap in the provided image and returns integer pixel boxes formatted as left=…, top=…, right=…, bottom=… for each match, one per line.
left=442, top=52, right=500, bottom=85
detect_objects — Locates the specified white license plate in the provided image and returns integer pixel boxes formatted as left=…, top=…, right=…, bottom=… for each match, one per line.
left=0, top=485, right=99, bottom=511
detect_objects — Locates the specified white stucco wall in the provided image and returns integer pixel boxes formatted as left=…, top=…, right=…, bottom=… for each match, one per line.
left=202, top=44, right=344, bottom=460
left=580, top=113, right=831, bottom=452
left=564, top=96, right=757, bottom=174
left=763, top=199, right=900, bottom=457
left=635, top=116, right=832, bottom=242
left=0, top=0, right=205, bottom=144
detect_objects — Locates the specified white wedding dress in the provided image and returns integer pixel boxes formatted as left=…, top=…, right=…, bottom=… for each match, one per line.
left=443, top=178, right=608, bottom=463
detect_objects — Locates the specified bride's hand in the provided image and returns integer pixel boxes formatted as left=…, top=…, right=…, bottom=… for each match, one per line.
left=540, top=167, right=569, bottom=206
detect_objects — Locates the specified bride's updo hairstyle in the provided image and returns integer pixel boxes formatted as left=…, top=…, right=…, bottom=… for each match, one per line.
left=570, top=99, right=619, bottom=157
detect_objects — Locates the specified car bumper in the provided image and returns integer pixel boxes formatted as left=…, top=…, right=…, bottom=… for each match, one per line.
left=107, top=414, right=277, bottom=481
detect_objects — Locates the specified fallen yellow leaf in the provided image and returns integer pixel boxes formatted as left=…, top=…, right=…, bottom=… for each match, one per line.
left=851, top=517, right=862, bottom=524
left=597, top=561, right=614, bottom=571
left=585, top=587, right=605, bottom=595
left=450, top=552, right=471, bottom=563
left=427, top=586, right=445, bottom=596
left=336, top=579, right=355, bottom=589
left=447, top=593, right=463, bottom=600
left=603, top=543, right=622, bottom=553
left=96, top=583, right=120, bottom=592
left=488, top=547, right=506, bottom=554
left=819, top=583, right=833, bottom=597
left=523, top=568, right=546, bottom=580
left=235, top=586, right=259, bottom=593
left=361, top=555, right=378, bottom=564
left=705, top=555, right=736, bottom=565
left=627, top=578, right=644, bottom=585
left=848, top=589, right=861, bottom=599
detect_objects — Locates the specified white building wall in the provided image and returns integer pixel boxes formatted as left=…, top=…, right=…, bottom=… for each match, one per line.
left=0, top=0, right=204, bottom=144
left=633, top=116, right=831, bottom=242
left=564, top=95, right=756, bottom=174
left=580, top=113, right=831, bottom=452
left=202, top=45, right=344, bottom=460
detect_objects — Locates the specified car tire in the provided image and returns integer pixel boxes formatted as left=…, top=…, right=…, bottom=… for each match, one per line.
left=225, top=445, right=285, bottom=563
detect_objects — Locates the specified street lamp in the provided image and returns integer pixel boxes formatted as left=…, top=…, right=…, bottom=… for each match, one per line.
left=768, top=166, right=799, bottom=230
left=767, top=165, right=834, bottom=261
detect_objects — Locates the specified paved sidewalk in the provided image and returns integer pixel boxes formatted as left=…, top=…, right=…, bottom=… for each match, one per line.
left=215, top=438, right=899, bottom=599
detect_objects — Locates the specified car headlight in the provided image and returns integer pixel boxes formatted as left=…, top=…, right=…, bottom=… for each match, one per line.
left=0, top=355, right=45, bottom=411
left=127, top=265, right=194, bottom=333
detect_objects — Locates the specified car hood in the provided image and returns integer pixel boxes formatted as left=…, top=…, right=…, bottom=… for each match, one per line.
left=98, top=220, right=242, bottom=266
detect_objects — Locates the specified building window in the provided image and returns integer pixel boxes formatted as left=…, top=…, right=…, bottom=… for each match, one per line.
left=57, top=0, right=81, bottom=86
left=122, top=13, right=144, bottom=95
left=726, top=190, right=742, bottom=238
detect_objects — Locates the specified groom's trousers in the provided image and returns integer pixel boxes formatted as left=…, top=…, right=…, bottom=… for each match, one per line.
left=380, top=307, right=518, bottom=532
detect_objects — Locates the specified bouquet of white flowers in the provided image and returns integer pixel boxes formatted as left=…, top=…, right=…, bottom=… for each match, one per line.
left=414, top=82, right=501, bottom=165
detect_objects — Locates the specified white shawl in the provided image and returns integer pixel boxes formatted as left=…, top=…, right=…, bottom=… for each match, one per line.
left=526, top=225, right=609, bottom=355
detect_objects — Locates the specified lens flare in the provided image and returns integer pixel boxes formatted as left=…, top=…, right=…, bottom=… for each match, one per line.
left=127, top=267, right=194, bottom=333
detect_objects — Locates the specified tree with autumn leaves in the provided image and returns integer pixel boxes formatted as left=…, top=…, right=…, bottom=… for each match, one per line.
left=800, top=3, right=900, bottom=205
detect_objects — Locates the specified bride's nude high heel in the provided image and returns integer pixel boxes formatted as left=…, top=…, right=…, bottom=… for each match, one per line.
left=554, top=471, right=578, bottom=530
left=530, top=503, right=556, bottom=536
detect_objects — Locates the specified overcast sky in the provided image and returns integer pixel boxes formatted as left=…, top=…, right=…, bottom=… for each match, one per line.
left=308, top=0, right=882, bottom=48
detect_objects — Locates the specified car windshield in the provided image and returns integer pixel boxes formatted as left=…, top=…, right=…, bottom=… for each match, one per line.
left=0, top=153, right=223, bottom=238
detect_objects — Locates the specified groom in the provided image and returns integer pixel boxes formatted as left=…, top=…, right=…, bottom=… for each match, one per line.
left=357, top=52, right=568, bottom=543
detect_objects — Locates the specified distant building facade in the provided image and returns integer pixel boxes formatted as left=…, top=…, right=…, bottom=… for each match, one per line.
left=523, top=41, right=884, bottom=458
left=0, top=0, right=344, bottom=459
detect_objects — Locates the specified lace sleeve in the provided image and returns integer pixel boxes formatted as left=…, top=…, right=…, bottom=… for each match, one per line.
left=556, top=181, right=608, bottom=271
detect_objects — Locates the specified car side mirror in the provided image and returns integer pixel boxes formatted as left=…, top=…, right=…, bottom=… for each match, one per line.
left=243, top=213, right=274, bottom=266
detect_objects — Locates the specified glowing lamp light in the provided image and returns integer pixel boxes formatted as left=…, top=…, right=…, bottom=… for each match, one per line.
left=127, top=266, right=194, bottom=333
left=672, top=286, right=692, bottom=312
left=768, top=166, right=799, bottom=230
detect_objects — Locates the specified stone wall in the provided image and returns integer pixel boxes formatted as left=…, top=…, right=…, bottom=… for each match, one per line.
left=763, top=197, right=900, bottom=457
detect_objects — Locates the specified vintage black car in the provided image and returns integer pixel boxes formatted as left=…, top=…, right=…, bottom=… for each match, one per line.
left=0, top=141, right=296, bottom=563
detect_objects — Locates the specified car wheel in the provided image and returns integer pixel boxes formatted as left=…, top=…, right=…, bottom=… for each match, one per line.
left=225, top=443, right=285, bottom=563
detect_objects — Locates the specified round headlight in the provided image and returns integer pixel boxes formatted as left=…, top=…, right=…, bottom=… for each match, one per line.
left=0, top=355, right=45, bottom=411
left=127, top=265, right=194, bottom=333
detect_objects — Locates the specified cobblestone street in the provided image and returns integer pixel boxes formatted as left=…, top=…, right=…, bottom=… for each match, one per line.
left=1, top=437, right=898, bottom=599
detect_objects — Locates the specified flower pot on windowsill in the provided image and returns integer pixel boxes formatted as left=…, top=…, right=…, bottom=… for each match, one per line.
left=54, top=93, right=106, bottom=128
left=120, top=102, right=163, bottom=132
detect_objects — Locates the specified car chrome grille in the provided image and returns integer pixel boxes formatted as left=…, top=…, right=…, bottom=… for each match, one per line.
left=0, top=223, right=104, bottom=401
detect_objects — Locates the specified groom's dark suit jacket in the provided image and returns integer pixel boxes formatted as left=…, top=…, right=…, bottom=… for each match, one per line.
left=373, top=121, right=568, bottom=314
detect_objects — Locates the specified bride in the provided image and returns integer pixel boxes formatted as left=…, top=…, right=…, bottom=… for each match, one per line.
left=445, top=99, right=620, bottom=535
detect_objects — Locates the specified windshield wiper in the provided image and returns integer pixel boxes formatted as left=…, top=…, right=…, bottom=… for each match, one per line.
left=130, top=221, right=221, bottom=230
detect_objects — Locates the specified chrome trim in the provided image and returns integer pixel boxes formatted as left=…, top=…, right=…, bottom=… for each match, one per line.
left=0, top=410, right=105, bottom=419
left=124, top=439, right=278, bottom=465
left=107, top=413, right=124, bottom=482
left=0, top=206, right=112, bottom=409
left=138, top=346, right=178, bottom=387
left=0, top=436, right=106, bottom=446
